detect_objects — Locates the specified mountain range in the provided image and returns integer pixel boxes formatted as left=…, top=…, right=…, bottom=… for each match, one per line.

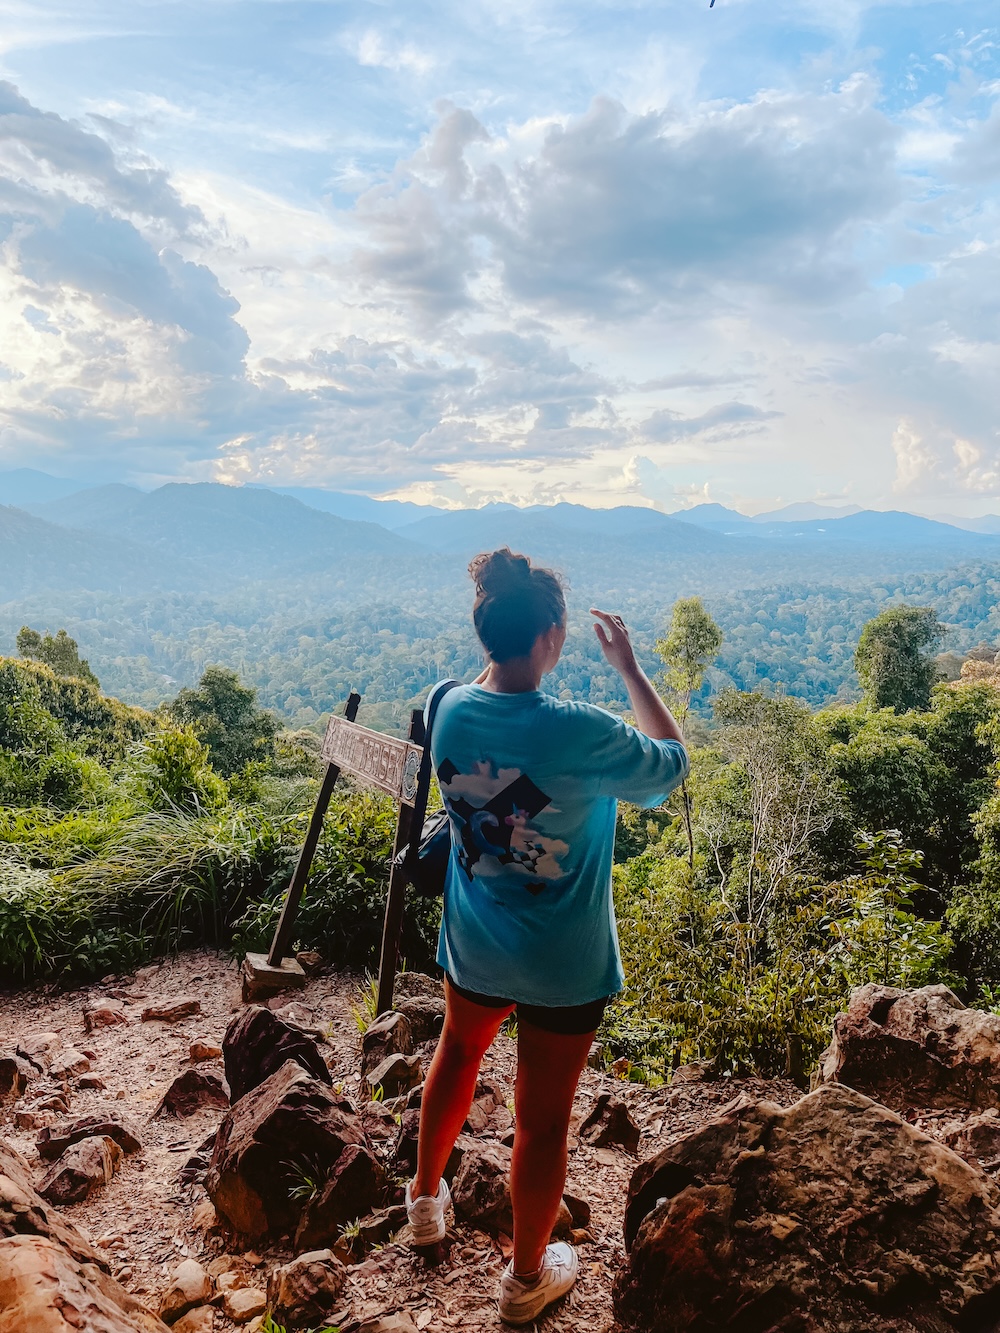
left=4, top=470, right=1000, bottom=604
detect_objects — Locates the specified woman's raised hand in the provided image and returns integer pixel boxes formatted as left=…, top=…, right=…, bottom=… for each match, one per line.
left=590, top=608, right=639, bottom=679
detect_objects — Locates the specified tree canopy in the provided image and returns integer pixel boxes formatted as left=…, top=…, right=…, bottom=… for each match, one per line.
left=854, top=605, right=945, bottom=712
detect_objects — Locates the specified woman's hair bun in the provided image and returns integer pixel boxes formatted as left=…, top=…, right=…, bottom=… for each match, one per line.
left=468, top=547, right=566, bottom=663
left=470, top=547, right=531, bottom=594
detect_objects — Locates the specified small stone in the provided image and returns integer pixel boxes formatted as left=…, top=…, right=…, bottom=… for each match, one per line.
left=190, top=1040, right=223, bottom=1063
left=160, top=1257, right=213, bottom=1323
left=36, top=1114, right=142, bottom=1161
left=366, top=1052, right=422, bottom=1099
left=395, top=995, right=446, bottom=1043
left=222, top=1287, right=267, bottom=1322
left=83, top=1001, right=128, bottom=1033
left=587, top=1041, right=605, bottom=1070
left=0, top=1054, right=36, bottom=1099
left=48, top=1049, right=91, bottom=1081
left=39, top=1134, right=122, bottom=1204
left=578, top=1092, right=641, bottom=1152
left=358, top=1315, right=419, bottom=1333
left=362, top=1011, right=414, bottom=1078
left=240, top=951, right=307, bottom=1003
left=215, top=1272, right=240, bottom=1292
left=174, top=1308, right=215, bottom=1333
left=268, top=1249, right=347, bottom=1327
left=296, top=949, right=324, bottom=975
left=79, top=1074, right=107, bottom=1090
left=18, top=1032, right=62, bottom=1067
left=155, top=1069, right=229, bottom=1118
left=142, top=997, right=202, bottom=1022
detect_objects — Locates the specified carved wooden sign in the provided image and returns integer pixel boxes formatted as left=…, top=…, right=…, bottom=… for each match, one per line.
left=321, top=715, right=423, bottom=805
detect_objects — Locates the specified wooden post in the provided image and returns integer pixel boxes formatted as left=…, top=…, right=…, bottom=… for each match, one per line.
left=268, top=690, right=361, bottom=966
left=375, top=708, right=423, bottom=1016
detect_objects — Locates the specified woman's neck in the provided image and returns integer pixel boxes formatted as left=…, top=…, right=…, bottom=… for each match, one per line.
left=481, top=658, right=541, bottom=694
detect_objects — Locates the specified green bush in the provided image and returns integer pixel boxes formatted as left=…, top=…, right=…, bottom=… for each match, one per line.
left=232, top=788, right=440, bottom=973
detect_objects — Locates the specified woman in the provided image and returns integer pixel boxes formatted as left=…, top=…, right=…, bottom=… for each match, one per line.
left=405, top=548, right=688, bottom=1326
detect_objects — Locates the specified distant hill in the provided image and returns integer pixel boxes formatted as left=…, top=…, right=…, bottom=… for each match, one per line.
left=266, top=486, right=447, bottom=529
left=752, top=502, right=863, bottom=522
left=29, top=482, right=417, bottom=579
left=744, top=510, right=1000, bottom=548
left=0, top=468, right=87, bottom=506
left=396, top=502, right=723, bottom=557
left=671, top=503, right=752, bottom=531
left=0, top=505, right=184, bottom=598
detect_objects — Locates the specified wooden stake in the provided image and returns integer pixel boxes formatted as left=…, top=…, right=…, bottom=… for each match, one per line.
left=265, top=691, right=361, bottom=968
left=375, top=708, right=423, bottom=1016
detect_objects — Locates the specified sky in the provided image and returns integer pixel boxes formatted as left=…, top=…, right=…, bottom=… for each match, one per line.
left=0, top=0, right=997, bottom=515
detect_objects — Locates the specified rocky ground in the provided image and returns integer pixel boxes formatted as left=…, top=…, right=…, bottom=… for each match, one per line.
left=0, top=949, right=800, bottom=1331
left=6, top=957, right=1000, bottom=1333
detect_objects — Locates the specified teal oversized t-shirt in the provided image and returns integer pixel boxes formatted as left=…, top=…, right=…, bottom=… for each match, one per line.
left=428, top=683, right=689, bottom=1007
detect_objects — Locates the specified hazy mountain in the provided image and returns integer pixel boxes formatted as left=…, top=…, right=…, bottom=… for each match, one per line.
left=0, top=468, right=87, bottom=506
left=752, top=502, right=863, bottom=522
left=744, top=510, right=1000, bottom=547
left=266, top=486, right=447, bottom=529
left=931, top=514, right=1000, bottom=535
left=28, top=482, right=415, bottom=579
left=396, top=503, right=723, bottom=556
left=0, top=504, right=184, bottom=598
left=670, top=503, right=754, bottom=531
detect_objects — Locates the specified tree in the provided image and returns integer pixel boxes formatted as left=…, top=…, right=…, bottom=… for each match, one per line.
left=168, top=666, right=279, bottom=776
left=655, top=597, right=724, bottom=865
left=855, top=606, right=944, bottom=713
left=17, top=627, right=99, bottom=687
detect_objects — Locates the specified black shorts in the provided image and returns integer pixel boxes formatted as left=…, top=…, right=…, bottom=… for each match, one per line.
left=447, top=975, right=610, bottom=1036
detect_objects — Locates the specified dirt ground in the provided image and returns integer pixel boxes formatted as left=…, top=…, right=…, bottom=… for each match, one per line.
left=0, top=949, right=805, bottom=1331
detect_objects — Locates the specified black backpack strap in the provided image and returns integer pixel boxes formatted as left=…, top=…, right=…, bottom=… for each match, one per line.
left=405, top=680, right=461, bottom=863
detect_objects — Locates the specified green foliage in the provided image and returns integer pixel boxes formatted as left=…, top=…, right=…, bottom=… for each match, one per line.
left=655, top=596, right=724, bottom=717
left=232, top=788, right=439, bottom=973
left=260, top=1316, right=339, bottom=1333
left=610, top=830, right=953, bottom=1081
left=135, top=726, right=228, bottom=813
left=18, top=626, right=99, bottom=686
left=169, top=665, right=280, bottom=776
left=855, top=605, right=945, bottom=713
left=0, top=659, right=101, bottom=808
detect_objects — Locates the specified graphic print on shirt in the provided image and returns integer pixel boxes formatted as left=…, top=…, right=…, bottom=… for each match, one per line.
left=438, top=757, right=569, bottom=894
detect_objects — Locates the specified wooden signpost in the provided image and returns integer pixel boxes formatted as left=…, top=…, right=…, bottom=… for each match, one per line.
left=241, top=692, right=429, bottom=1016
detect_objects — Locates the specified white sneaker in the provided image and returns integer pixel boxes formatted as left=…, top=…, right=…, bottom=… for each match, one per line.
left=499, top=1242, right=579, bottom=1325
left=404, top=1176, right=451, bottom=1245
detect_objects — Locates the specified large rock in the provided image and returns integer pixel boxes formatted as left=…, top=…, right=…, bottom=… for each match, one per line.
left=0, top=1141, right=106, bottom=1268
left=39, top=1135, right=122, bottom=1205
left=222, top=1006, right=331, bottom=1104
left=451, top=1142, right=571, bottom=1240
left=294, top=1144, right=387, bottom=1250
left=615, top=1083, right=1000, bottom=1333
left=267, top=1249, right=347, bottom=1328
left=206, top=1060, right=366, bottom=1238
left=0, top=1234, right=169, bottom=1332
left=819, top=982, right=1000, bottom=1111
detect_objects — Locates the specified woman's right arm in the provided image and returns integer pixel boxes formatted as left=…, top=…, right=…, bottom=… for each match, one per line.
left=591, top=608, right=684, bottom=744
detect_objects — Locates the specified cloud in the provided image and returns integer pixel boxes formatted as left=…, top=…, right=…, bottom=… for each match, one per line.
left=642, top=401, right=783, bottom=443
left=350, top=82, right=901, bottom=321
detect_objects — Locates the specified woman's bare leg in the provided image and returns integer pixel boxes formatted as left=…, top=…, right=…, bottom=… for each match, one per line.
left=413, top=980, right=513, bottom=1200
left=510, top=1021, right=595, bottom=1278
